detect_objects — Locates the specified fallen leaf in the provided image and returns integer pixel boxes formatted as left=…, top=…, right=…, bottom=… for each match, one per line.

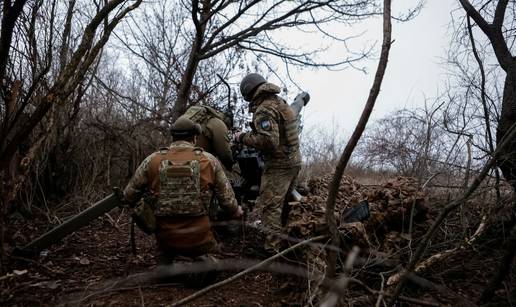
left=31, top=280, right=60, bottom=289
left=13, top=269, right=27, bottom=276
left=79, top=258, right=90, bottom=265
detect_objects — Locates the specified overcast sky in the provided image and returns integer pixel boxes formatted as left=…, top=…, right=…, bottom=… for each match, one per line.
left=269, top=1, right=457, bottom=137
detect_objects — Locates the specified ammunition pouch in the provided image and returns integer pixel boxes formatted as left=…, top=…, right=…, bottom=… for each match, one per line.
left=132, top=198, right=156, bottom=235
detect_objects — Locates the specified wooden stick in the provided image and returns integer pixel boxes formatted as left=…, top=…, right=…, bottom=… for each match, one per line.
left=169, top=235, right=328, bottom=307
left=325, top=0, right=392, bottom=277
left=320, top=246, right=360, bottom=307
left=350, top=278, right=441, bottom=307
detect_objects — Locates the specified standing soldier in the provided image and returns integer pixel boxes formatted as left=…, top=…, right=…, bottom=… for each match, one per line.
left=235, top=73, right=302, bottom=253
left=179, top=105, right=234, bottom=170
left=123, top=117, right=243, bottom=265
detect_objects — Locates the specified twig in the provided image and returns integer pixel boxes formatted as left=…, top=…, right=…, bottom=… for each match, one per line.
left=169, top=235, right=327, bottom=307
left=375, top=272, right=386, bottom=307
left=405, top=273, right=476, bottom=306
left=387, top=215, right=487, bottom=286
left=409, top=172, right=439, bottom=239
left=138, top=286, right=145, bottom=307
left=10, top=255, right=65, bottom=277
left=63, top=282, right=182, bottom=305
left=104, top=213, right=122, bottom=232
left=320, top=246, right=360, bottom=307
left=350, top=278, right=441, bottom=307
left=386, top=122, right=516, bottom=306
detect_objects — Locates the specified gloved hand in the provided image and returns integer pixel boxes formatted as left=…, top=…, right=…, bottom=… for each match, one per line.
left=120, top=197, right=136, bottom=209
left=232, top=206, right=244, bottom=219
left=114, top=187, right=132, bottom=208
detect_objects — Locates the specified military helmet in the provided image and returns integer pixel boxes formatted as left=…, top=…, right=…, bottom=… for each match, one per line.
left=240, top=73, right=266, bottom=102
left=170, top=117, right=202, bottom=136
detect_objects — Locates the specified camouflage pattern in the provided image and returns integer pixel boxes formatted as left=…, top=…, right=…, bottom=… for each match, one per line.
left=132, top=198, right=157, bottom=234
left=124, top=141, right=237, bottom=215
left=123, top=140, right=238, bottom=255
left=123, top=153, right=156, bottom=204
left=180, top=106, right=234, bottom=170
left=155, top=158, right=205, bottom=217
left=239, top=82, right=303, bottom=251
left=198, top=151, right=238, bottom=215
left=241, top=83, right=302, bottom=169
left=258, top=165, right=301, bottom=252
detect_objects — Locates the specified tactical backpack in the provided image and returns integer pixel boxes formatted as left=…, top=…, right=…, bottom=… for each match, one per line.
left=154, top=151, right=206, bottom=217
left=277, top=100, right=300, bottom=151
left=183, top=106, right=224, bottom=128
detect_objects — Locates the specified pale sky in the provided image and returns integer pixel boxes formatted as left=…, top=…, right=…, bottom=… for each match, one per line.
left=268, top=1, right=457, bottom=137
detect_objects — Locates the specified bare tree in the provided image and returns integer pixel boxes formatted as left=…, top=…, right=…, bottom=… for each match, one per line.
left=457, top=0, right=516, bottom=191
left=114, top=0, right=242, bottom=126
left=0, top=0, right=142, bottom=264
left=167, top=0, right=390, bottom=120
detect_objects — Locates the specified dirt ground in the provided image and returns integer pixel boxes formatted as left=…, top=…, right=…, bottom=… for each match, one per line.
left=2, top=176, right=516, bottom=306
left=2, top=210, right=306, bottom=306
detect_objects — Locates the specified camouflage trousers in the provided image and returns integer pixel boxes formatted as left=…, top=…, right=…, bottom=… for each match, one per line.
left=257, top=165, right=301, bottom=252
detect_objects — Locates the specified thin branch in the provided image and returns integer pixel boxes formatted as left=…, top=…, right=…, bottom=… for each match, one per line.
left=170, top=235, right=328, bottom=307
left=386, top=121, right=516, bottom=306
left=458, top=0, right=512, bottom=70
left=325, top=0, right=392, bottom=278
left=320, top=246, right=360, bottom=307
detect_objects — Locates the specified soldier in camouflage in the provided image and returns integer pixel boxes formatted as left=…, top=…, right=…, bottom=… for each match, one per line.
left=124, top=117, right=243, bottom=261
left=179, top=105, right=234, bottom=170
left=235, top=73, right=302, bottom=253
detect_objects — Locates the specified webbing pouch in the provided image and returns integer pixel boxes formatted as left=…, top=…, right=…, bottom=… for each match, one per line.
left=155, top=159, right=205, bottom=217
left=132, top=198, right=156, bottom=235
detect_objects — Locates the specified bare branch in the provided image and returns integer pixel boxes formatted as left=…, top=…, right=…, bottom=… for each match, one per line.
left=326, top=0, right=392, bottom=278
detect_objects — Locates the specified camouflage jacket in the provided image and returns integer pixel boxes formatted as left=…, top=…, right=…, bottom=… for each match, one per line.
left=241, top=83, right=302, bottom=168
left=123, top=141, right=238, bottom=216
left=180, top=106, right=234, bottom=170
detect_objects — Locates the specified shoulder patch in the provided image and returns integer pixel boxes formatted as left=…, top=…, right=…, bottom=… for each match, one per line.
left=193, top=147, right=204, bottom=155
left=260, top=119, right=272, bottom=131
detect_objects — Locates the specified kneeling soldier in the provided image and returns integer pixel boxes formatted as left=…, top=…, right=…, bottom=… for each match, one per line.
left=123, top=117, right=243, bottom=265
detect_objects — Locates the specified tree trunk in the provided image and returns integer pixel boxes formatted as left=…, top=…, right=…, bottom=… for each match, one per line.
left=170, top=1, right=210, bottom=121
left=171, top=49, right=201, bottom=121
left=479, top=213, right=516, bottom=304
left=496, top=62, right=516, bottom=191
left=0, top=0, right=28, bottom=83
